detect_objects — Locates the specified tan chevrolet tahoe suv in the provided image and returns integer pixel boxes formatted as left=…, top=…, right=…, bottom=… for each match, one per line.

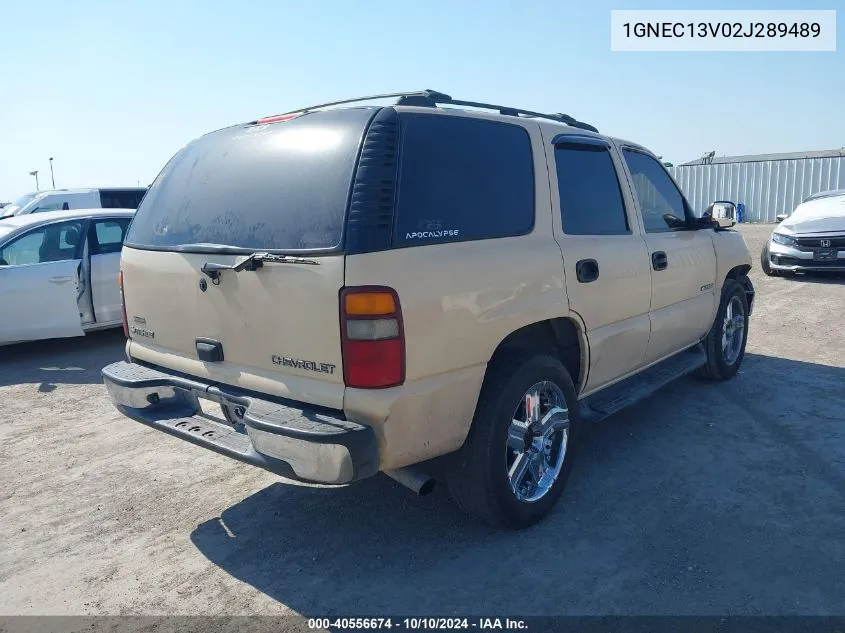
left=102, top=90, right=755, bottom=529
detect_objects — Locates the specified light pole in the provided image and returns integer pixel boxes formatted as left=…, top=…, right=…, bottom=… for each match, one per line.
left=29, top=170, right=40, bottom=190
left=49, top=157, right=55, bottom=188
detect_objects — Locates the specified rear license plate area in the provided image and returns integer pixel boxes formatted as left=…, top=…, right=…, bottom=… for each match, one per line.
left=197, top=396, right=246, bottom=433
left=197, top=398, right=228, bottom=423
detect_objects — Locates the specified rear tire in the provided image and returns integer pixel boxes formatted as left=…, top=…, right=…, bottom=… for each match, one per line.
left=446, top=353, right=579, bottom=529
left=699, top=278, right=749, bottom=381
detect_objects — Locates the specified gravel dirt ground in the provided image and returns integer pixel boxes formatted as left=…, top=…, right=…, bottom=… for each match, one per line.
left=1, top=223, right=844, bottom=618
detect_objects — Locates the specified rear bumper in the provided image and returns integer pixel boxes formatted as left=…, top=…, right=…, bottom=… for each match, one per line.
left=767, top=242, right=845, bottom=272
left=101, top=361, right=379, bottom=485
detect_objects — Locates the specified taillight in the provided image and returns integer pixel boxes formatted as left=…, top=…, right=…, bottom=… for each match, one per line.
left=118, top=270, right=129, bottom=338
left=340, top=287, right=405, bottom=389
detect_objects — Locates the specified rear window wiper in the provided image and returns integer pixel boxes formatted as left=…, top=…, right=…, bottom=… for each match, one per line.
left=201, top=252, right=320, bottom=281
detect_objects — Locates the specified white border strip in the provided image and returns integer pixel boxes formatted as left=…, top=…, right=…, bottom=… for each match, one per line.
left=610, top=10, right=836, bottom=51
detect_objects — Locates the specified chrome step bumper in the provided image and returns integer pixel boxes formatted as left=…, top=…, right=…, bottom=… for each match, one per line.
left=101, top=361, right=379, bottom=485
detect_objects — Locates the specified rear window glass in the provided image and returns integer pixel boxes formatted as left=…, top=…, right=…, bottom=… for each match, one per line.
left=100, top=189, right=147, bottom=209
left=125, top=108, right=376, bottom=252
left=394, top=114, right=534, bottom=246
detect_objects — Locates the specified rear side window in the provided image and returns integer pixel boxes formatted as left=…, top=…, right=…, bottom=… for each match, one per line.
left=125, top=108, right=377, bottom=252
left=90, top=218, right=132, bottom=255
left=100, top=190, right=147, bottom=209
left=555, top=142, right=629, bottom=235
left=394, top=114, right=534, bottom=246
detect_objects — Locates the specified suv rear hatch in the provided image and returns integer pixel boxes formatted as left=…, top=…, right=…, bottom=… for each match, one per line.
left=121, top=107, right=382, bottom=410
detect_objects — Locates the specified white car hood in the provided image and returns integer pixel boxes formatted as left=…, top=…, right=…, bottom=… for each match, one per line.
left=779, top=197, right=845, bottom=234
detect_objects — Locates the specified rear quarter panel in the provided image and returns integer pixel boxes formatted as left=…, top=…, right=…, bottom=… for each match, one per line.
left=343, top=122, right=571, bottom=469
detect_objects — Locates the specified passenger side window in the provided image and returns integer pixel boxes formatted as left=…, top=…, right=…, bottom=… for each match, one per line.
left=555, top=142, right=629, bottom=235
left=0, top=221, right=84, bottom=266
left=394, top=114, right=534, bottom=246
left=90, top=218, right=132, bottom=255
left=622, top=150, right=692, bottom=232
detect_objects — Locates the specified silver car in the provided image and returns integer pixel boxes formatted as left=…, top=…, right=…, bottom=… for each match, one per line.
left=761, top=189, right=845, bottom=275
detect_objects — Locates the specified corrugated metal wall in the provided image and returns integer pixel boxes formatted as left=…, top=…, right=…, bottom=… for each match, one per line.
left=670, top=156, right=845, bottom=223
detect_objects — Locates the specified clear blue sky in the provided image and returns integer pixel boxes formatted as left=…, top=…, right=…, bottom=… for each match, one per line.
left=1, top=0, right=842, bottom=200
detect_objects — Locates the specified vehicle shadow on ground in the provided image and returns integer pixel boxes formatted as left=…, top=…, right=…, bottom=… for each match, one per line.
left=778, top=272, right=845, bottom=285
left=190, top=353, right=845, bottom=616
left=0, top=329, right=125, bottom=390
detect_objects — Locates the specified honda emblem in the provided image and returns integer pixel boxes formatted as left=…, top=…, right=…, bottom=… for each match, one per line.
left=820, top=239, right=831, bottom=248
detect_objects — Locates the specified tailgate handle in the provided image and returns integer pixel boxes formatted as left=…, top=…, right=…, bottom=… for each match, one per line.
left=196, top=338, right=224, bottom=363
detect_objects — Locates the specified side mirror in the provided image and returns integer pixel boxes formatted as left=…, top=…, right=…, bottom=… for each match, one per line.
left=776, top=213, right=789, bottom=223
left=703, top=201, right=737, bottom=228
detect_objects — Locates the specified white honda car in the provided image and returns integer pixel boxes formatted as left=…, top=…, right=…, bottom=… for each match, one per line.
left=0, top=208, right=134, bottom=345
left=761, top=189, right=845, bottom=275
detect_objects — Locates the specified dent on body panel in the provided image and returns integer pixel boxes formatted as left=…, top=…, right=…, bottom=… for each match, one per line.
left=410, top=237, right=567, bottom=380
left=434, top=124, right=567, bottom=366
left=583, top=314, right=650, bottom=393
left=343, top=366, right=487, bottom=469
left=649, top=231, right=716, bottom=275
left=457, top=259, right=567, bottom=325
left=42, top=262, right=87, bottom=339
left=712, top=230, right=753, bottom=288
left=643, top=233, right=716, bottom=309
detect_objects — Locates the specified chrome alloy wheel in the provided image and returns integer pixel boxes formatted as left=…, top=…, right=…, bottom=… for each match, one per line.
left=722, top=295, right=746, bottom=366
left=505, top=381, right=569, bottom=503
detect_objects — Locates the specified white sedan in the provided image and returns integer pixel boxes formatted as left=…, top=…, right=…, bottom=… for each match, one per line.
left=761, top=189, right=845, bottom=275
left=0, top=208, right=134, bottom=345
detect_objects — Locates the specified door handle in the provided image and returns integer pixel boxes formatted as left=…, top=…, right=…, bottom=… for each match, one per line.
left=48, top=276, right=73, bottom=284
left=652, top=251, right=668, bottom=271
left=575, top=259, right=599, bottom=283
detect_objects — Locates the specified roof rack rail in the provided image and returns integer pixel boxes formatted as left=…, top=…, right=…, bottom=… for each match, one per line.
left=437, top=98, right=598, bottom=133
left=273, top=89, right=599, bottom=133
left=276, top=90, right=450, bottom=115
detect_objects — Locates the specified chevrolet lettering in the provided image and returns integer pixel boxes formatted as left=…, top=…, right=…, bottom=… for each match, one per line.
left=271, top=355, right=336, bottom=375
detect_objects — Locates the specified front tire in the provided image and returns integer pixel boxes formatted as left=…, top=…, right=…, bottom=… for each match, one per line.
left=760, top=244, right=778, bottom=276
left=699, top=278, right=750, bottom=381
left=446, top=353, right=579, bottom=529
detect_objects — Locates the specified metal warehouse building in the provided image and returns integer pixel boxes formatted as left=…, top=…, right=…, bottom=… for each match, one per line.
left=669, top=149, right=845, bottom=223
